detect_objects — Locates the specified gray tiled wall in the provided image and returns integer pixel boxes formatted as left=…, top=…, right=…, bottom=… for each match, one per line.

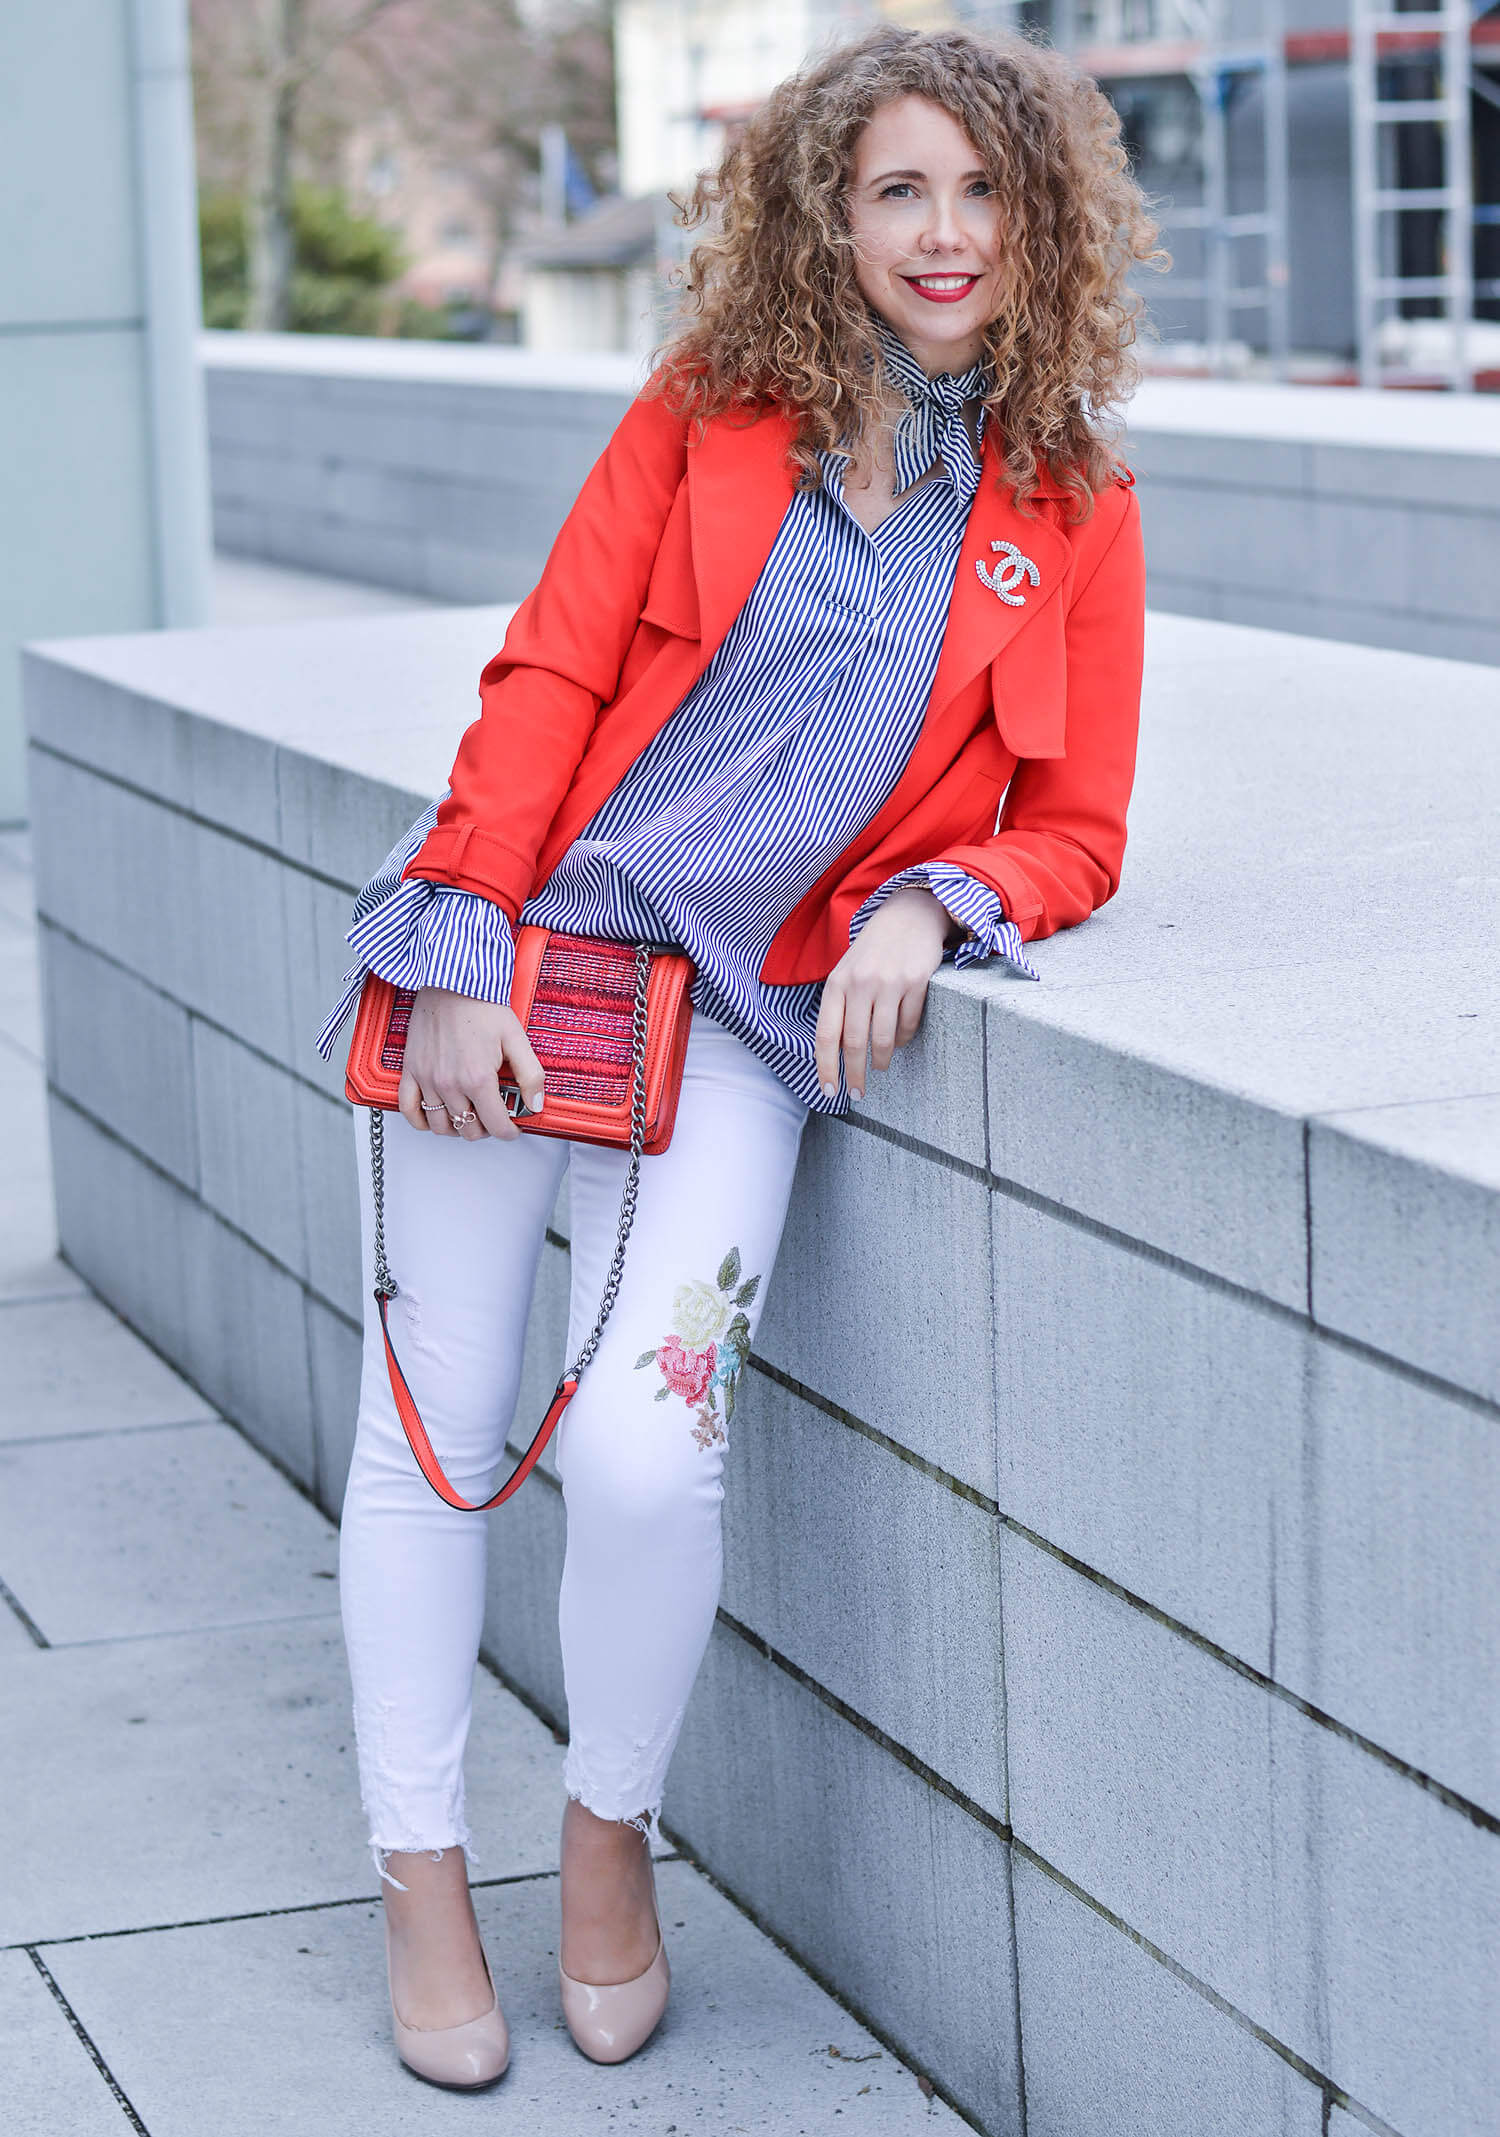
left=203, top=354, right=1500, bottom=664
left=23, top=617, right=1499, bottom=2137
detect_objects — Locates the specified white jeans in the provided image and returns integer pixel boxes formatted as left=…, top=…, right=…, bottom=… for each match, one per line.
left=338, top=1009, right=809, bottom=1884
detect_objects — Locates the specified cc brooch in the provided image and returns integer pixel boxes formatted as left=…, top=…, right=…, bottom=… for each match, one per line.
left=977, top=540, right=1039, bottom=606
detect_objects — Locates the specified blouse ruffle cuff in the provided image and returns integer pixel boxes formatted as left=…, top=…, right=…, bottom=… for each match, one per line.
left=848, top=862, right=1040, bottom=982
left=315, top=882, right=517, bottom=1062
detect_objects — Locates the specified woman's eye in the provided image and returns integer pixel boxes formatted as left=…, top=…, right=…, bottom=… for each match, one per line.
left=879, top=182, right=916, bottom=200
left=968, top=180, right=994, bottom=197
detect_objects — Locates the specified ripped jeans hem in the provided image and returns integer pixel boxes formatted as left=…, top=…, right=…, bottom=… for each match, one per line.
left=368, top=1830, right=478, bottom=1893
left=563, top=1782, right=665, bottom=1851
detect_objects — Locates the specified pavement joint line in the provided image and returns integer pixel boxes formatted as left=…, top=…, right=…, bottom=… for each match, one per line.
left=0, top=1417, right=227, bottom=1451
left=0, top=1028, right=43, bottom=1071
left=4, top=1193, right=356, bottom=1545
left=0, top=1288, right=89, bottom=1313
left=24, top=1946, right=152, bottom=2134
left=8, top=1859, right=684, bottom=1952
left=23, top=1608, right=345, bottom=1653
left=0, top=1571, right=49, bottom=1647
left=9, top=843, right=1478, bottom=2123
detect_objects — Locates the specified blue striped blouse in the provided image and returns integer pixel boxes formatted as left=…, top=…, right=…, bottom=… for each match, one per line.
left=317, top=327, right=1039, bottom=1116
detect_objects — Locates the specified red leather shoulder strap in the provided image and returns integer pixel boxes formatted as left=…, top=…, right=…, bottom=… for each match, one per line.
left=378, top=1292, right=576, bottom=1511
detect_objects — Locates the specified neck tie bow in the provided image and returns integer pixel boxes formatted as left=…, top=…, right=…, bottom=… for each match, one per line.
left=872, top=316, right=991, bottom=502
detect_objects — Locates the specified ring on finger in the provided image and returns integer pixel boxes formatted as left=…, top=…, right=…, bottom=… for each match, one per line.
left=419, top=1099, right=448, bottom=1116
left=448, top=1106, right=478, bottom=1127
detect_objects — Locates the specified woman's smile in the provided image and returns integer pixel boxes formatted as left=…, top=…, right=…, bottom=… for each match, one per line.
left=903, top=270, right=984, bottom=304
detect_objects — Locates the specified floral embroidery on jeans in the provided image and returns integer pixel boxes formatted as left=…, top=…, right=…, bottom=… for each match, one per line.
left=635, top=1247, right=762, bottom=1449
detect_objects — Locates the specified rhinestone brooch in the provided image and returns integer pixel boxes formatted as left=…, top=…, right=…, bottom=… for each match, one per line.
left=976, top=540, right=1040, bottom=606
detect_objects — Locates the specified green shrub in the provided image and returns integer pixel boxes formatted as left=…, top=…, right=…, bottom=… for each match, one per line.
left=198, top=184, right=409, bottom=334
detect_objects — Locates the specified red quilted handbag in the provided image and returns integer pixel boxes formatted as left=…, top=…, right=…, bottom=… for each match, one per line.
left=344, top=928, right=696, bottom=1512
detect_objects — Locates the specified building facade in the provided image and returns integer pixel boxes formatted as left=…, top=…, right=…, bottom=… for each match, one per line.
left=524, top=0, right=1500, bottom=382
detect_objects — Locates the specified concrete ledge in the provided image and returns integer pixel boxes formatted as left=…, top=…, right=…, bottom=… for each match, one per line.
left=201, top=336, right=1500, bottom=660
left=21, top=596, right=1500, bottom=2136
left=1123, top=380, right=1500, bottom=666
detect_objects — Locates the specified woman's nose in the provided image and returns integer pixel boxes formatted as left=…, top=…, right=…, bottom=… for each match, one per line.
left=918, top=192, right=967, bottom=254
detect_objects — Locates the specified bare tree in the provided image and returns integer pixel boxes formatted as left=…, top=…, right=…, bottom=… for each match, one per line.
left=191, top=0, right=616, bottom=332
left=353, top=0, right=615, bottom=303
left=195, top=0, right=414, bottom=329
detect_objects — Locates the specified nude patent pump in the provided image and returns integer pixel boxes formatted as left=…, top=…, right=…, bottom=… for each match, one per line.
left=385, top=1920, right=510, bottom=2088
left=558, top=1870, right=671, bottom=2063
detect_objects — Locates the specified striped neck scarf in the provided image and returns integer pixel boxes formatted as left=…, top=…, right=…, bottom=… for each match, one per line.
left=873, top=315, right=992, bottom=501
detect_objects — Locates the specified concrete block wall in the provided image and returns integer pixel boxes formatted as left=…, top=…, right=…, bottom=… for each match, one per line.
left=1125, top=379, right=1500, bottom=667
left=202, top=335, right=642, bottom=607
left=22, top=599, right=1500, bottom=2136
left=202, top=335, right=1500, bottom=665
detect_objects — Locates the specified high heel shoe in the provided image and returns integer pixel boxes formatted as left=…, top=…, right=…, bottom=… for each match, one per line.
left=385, top=1917, right=510, bottom=2088
left=558, top=1867, right=671, bottom=2064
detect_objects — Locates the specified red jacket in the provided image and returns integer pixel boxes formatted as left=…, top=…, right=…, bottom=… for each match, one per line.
left=404, top=385, right=1146, bottom=986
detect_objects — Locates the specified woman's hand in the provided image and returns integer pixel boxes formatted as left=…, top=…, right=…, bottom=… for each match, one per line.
left=814, top=885, right=959, bottom=1100
left=397, top=987, right=546, bottom=1140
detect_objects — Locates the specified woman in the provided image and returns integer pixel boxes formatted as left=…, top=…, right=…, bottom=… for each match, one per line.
left=317, top=22, right=1160, bottom=2086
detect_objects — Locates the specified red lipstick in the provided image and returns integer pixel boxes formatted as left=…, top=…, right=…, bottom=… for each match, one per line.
left=902, top=273, right=981, bottom=305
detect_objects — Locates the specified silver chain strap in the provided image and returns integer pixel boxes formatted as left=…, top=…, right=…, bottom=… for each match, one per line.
left=367, top=942, right=655, bottom=1387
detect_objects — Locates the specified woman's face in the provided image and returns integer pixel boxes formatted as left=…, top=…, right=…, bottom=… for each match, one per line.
left=845, top=94, right=1006, bottom=378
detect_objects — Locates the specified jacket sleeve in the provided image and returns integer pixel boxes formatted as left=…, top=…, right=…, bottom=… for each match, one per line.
left=401, top=383, right=691, bottom=919
left=923, top=483, right=1146, bottom=941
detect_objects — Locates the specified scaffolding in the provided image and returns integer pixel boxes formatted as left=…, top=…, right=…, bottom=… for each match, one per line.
left=955, top=0, right=1291, bottom=374
left=1349, top=0, right=1499, bottom=390
left=1146, top=0, right=1291, bottom=377
left=960, top=0, right=1499, bottom=388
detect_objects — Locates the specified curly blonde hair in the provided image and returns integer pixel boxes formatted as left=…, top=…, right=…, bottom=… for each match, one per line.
left=650, top=23, right=1169, bottom=521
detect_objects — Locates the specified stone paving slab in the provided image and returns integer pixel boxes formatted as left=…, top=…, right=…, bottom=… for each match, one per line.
left=0, top=1618, right=566, bottom=1945
left=0, top=862, right=36, bottom=929
left=0, top=1422, right=339, bottom=1643
left=0, top=1948, right=127, bottom=2137
left=211, top=552, right=438, bottom=626
left=0, top=1254, right=90, bottom=1309
left=0, top=1022, right=77, bottom=1307
left=3, top=1032, right=52, bottom=1182
left=0, top=1294, right=216, bottom=1443
left=41, top=1858, right=958, bottom=2135
left=0, top=931, right=43, bottom=1058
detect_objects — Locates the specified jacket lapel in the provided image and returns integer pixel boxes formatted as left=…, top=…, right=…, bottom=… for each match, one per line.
left=687, top=406, right=799, bottom=664
left=924, top=427, right=1074, bottom=757
left=685, top=404, right=1075, bottom=760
